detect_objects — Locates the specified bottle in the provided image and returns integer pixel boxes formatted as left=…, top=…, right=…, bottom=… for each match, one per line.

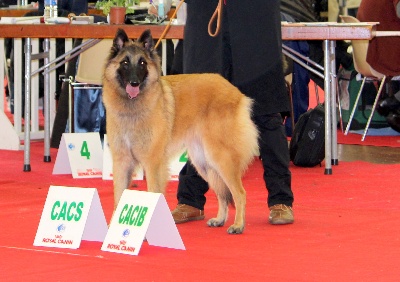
left=44, top=0, right=51, bottom=20
left=50, top=0, right=58, bottom=18
left=158, top=0, right=164, bottom=19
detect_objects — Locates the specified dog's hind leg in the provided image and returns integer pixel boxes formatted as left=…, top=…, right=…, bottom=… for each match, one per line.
left=188, top=147, right=229, bottom=227
left=207, top=161, right=247, bottom=234
left=189, top=144, right=246, bottom=234
left=222, top=174, right=246, bottom=234
left=205, top=170, right=230, bottom=228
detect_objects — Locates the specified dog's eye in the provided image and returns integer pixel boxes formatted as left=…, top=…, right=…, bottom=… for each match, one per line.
left=120, top=59, right=129, bottom=69
left=120, top=56, right=130, bottom=67
left=138, top=57, right=147, bottom=67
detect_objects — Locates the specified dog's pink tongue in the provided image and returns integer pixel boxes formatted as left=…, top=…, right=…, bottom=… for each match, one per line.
left=126, top=84, right=139, bottom=99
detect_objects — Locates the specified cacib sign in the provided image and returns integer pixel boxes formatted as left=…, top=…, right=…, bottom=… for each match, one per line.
left=102, top=190, right=185, bottom=255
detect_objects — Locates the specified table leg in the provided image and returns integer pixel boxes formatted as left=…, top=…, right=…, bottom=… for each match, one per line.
left=23, top=38, right=32, bottom=171
left=14, top=39, right=23, bottom=134
left=323, top=40, right=332, bottom=175
left=43, top=38, right=51, bottom=162
left=329, top=40, right=338, bottom=166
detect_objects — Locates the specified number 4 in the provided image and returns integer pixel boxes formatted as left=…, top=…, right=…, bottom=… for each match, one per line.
left=80, top=141, right=91, bottom=160
left=179, top=151, right=188, bottom=162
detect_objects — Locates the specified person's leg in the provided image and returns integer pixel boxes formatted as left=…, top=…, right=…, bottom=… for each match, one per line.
left=395, top=89, right=400, bottom=101
left=177, top=160, right=209, bottom=209
left=377, top=89, right=400, bottom=117
left=384, top=88, right=400, bottom=133
left=253, top=113, right=294, bottom=224
left=172, top=160, right=209, bottom=223
left=254, top=113, right=293, bottom=206
left=171, top=0, right=220, bottom=224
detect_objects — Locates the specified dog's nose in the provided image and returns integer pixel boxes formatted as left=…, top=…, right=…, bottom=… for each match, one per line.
left=130, top=81, right=140, bottom=87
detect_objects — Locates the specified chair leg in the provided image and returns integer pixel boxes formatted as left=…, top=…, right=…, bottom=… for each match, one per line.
left=362, top=76, right=387, bottom=141
left=336, top=79, right=344, bottom=132
left=345, top=77, right=367, bottom=135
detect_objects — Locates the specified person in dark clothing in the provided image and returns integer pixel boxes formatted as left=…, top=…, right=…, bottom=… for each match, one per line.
left=38, top=0, right=88, bottom=15
left=357, top=0, right=400, bottom=77
left=171, top=0, right=294, bottom=225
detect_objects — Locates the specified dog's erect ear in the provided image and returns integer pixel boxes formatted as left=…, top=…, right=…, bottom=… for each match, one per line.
left=109, top=29, right=130, bottom=59
left=137, top=29, right=155, bottom=52
left=113, top=28, right=129, bottom=51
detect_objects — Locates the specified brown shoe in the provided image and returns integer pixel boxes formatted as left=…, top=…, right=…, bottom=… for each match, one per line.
left=172, top=204, right=205, bottom=224
left=268, top=204, right=294, bottom=225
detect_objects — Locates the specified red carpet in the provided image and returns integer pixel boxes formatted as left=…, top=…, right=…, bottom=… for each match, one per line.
left=337, top=131, right=400, bottom=147
left=288, top=130, right=400, bottom=148
left=1, top=142, right=400, bottom=281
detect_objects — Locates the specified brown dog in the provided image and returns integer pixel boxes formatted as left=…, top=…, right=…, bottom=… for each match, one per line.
left=102, top=29, right=259, bottom=234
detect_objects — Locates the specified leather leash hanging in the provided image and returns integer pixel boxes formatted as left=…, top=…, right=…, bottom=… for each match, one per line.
left=155, top=0, right=224, bottom=49
left=208, top=0, right=223, bottom=37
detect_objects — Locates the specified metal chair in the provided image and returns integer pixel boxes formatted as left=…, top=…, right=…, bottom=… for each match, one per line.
left=340, top=15, right=387, bottom=141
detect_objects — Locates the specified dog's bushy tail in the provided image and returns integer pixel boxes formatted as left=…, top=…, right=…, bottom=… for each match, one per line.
left=236, top=96, right=259, bottom=174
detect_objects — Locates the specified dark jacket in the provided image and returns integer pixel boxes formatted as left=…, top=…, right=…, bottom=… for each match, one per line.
left=183, top=0, right=290, bottom=116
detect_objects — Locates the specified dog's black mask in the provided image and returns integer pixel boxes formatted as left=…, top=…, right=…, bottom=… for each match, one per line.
left=111, top=29, right=156, bottom=99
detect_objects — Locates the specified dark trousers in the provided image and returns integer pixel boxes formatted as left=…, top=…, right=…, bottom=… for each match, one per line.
left=177, top=113, right=293, bottom=210
left=176, top=0, right=293, bottom=210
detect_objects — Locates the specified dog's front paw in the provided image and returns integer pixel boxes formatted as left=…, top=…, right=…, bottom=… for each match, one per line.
left=207, top=218, right=225, bottom=227
left=227, top=224, right=244, bottom=234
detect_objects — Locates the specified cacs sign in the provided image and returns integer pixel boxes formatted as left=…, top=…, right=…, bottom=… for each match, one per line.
left=51, top=201, right=84, bottom=221
left=34, top=186, right=108, bottom=249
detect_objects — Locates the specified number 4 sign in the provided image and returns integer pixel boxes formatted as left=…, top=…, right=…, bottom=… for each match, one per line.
left=169, top=151, right=188, bottom=181
left=53, top=133, right=103, bottom=178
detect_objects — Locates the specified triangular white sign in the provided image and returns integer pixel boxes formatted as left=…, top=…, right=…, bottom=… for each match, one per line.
left=53, top=133, right=103, bottom=178
left=0, top=111, right=20, bottom=150
left=101, top=190, right=185, bottom=255
left=168, top=151, right=187, bottom=180
left=33, top=186, right=108, bottom=249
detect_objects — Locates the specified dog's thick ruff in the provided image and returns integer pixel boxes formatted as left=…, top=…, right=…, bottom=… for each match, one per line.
left=102, top=29, right=259, bottom=234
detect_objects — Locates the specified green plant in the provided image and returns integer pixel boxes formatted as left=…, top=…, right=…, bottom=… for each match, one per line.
left=95, top=0, right=137, bottom=15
